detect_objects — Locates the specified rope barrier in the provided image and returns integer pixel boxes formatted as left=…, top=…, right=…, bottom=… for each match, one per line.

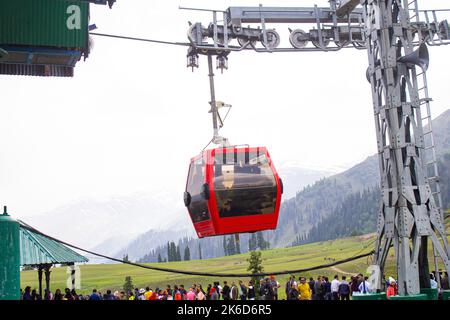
left=20, top=223, right=375, bottom=278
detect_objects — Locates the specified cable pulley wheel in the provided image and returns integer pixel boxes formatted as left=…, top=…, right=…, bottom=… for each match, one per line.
left=262, top=29, right=281, bottom=49
left=289, top=29, right=309, bottom=49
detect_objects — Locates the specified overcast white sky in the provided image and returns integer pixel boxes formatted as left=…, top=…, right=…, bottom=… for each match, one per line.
left=1, top=0, right=449, bottom=218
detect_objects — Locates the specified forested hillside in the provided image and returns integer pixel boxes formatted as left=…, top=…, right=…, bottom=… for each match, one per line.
left=134, top=110, right=450, bottom=262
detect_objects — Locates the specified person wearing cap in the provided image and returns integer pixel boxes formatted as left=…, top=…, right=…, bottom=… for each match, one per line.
left=386, top=279, right=397, bottom=299
left=138, top=288, right=146, bottom=300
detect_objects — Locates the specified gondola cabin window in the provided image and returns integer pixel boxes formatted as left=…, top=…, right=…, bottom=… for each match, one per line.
left=186, top=157, right=210, bottom=223
left=213, top=149, right=277, bottom=218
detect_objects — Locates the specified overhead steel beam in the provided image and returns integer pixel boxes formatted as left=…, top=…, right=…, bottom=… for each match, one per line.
left=226, top=6, right=363, bottom=27
left=336, top=0, right=361, bottom=18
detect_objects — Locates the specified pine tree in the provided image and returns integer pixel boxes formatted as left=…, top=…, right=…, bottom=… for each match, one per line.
left=256, top=232, right=270, bottom=250
left=249, top=233, right=257, bottom=251
left=170, top=242, right=177, bottom=262
left=176, top=245, right=181, bottom=261
left=123, top=254, right=129, bottom=262
left=167, top=241, right=171, bottom=262
left=157, top=253, right=162, bottom=263
left=198, top=242, right=202, bottom=260
left=247, top=251, right=264, bottom=298
left=236, top=237, right=241, bottom=254
left=227, top=236, right=236, bottom=255
left=223, top=236, right=228, bottom=256
left=123, top=276, right=134, bottom=297
left=184, top=246, right=191, bottom=261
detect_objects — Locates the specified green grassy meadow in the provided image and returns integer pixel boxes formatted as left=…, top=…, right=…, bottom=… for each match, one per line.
left=21, top=221, right=450, bottom=299
left=21, top=234, right=385, bottom=299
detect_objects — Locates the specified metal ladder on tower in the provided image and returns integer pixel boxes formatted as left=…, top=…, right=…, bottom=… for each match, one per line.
left=407, top=0, right=444, bottom=215
left=408, top=0, right=447, bottom=288
left=418, top=72, right=444, bottom=215
left=418, top=75, right=446, bottom=287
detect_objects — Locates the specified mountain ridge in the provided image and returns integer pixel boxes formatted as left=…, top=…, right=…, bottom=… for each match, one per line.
left=134, top=108, right=450, bottom=260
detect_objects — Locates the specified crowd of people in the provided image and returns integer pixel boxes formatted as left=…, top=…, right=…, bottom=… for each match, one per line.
left=20, top=271, right=449, bottom=301
left=285, top=274, right=372, bottom=300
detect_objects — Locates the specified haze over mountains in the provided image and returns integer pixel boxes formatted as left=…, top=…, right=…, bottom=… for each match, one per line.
left=135, top=109, right=450, bottom=262
left=23, top=109, right=450, bottom=263
left=22, top=191, right=188, bottom=256
left=22, top=160, right=340, bottom=262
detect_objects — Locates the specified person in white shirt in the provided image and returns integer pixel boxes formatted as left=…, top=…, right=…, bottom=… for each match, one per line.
left=358, top=276, right=371, bottom=294
left=331, top=275, right=340, bottom=300
left=430, top=273, right=438, bottom=289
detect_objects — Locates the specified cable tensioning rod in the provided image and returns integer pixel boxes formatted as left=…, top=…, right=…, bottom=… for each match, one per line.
left=20, top=223, right=375, bottom=278
left=207, top=54, right=220, bottom=140
left=89, top=32, right=191, bottom=47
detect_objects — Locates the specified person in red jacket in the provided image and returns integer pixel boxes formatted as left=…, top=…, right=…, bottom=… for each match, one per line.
left=386, top=279, right=397, bottom=299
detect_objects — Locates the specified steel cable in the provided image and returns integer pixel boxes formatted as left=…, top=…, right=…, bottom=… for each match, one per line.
left=20, top=223, right=375, bottom=278
left=89, top=32, right=191, bottom=47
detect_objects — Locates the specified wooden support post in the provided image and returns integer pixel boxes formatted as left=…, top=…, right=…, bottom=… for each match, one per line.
left=37, top=266, right=43, bottom=300
left=44, top=265, right=52, bottom=300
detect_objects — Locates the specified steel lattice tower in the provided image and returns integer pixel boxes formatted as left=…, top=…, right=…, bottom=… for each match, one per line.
left=184, top=0, right=450, bottom=296
left=364, top=0, right=450, bottom=295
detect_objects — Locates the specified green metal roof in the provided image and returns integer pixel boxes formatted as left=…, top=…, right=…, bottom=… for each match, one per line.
left=18, top=221, right=88, bottom=266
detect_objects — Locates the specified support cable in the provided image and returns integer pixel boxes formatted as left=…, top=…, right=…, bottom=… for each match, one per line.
left=20, top=222, right=375, bottom=278
left=89, top=32, right=191, bottom=47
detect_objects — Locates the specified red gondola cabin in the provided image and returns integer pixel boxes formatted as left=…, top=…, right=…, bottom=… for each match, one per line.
left=184, top=146, right=283, bottom=238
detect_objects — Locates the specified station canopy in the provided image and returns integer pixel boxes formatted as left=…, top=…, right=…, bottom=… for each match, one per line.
left=18, top=221, right=88, bottom=267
